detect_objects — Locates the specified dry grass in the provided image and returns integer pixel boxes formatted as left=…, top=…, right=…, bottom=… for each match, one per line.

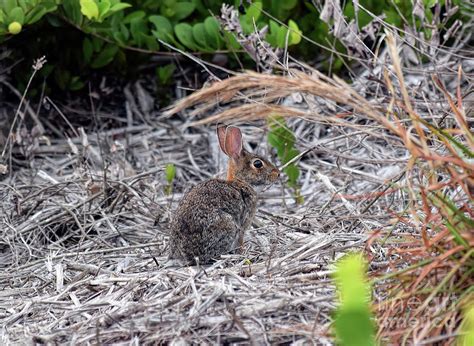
left=1, top=21, right=473, bottom=346
left=163, top=31, right=474, bottom=344
left=0, top=83, right=381, bottom=343
left=0, top=70, right=400, bottom=344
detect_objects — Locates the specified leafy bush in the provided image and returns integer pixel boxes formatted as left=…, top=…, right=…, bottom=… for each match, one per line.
left=0, top=0, right=466, bottom=93
left=0, top=0, right=58, bottom=35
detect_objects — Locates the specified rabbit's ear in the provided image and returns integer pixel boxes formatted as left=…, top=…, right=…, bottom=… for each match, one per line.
left=224, top=126, right=242, bottom=159
left=217, top=124, right=228, bottom=155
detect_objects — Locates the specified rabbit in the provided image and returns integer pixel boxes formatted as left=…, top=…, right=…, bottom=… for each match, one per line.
left=169, top=125, right=280, bottom=264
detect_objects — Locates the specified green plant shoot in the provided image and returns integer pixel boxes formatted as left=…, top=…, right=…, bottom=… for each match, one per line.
left=333, top=253, right=375, bottom=346
left=267, top=114, right=303, bottom=203
left=164, top=163, right=176, bottom=195
left=458, top=302, right=474, bottom=346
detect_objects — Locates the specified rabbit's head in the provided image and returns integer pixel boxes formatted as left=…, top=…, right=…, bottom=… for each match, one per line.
left=217, top=125, right=280, bottom=186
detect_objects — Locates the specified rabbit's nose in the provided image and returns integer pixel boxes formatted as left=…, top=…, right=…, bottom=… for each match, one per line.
left=272, top=168, right=280, bottom=179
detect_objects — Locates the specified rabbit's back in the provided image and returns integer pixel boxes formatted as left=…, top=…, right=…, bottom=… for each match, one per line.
left=169, top=179, right=257, bottom=264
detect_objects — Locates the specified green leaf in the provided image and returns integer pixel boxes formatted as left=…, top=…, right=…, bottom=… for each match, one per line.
left=143, top=34, right=159, bottom=50
left=267, top=132, right=281, bottom=150
left=63, top=0, right=83, bottom=24
left=46, top=13, right=63, bottom=27
left=240, top=18, right=253, bottom=34
left=423, top=0, right=437, bottom=8
left=110, top=2, right=132, bottom=12
left=267, top=114, right=301, bottom=193
left=69, top=76, right=85, bottom=91
left=113, top=23, right=129, bottom=45
left=288, top=19, right=302, bottom=45
left=223, top=31, right=240, bottom=50
left=97, top=0, right=111, bottom=21
left=384, top=8, right=401, bottom=27
left=120, top=23, right=129, bottom=40
left=130, top=17, right=147, bottom=46
left=268, top=114, right=285, bottom=129
left=17, top=0, right=27, bottom=12
left=269, top=126, right=295, bottom=152
left=149, top=15, right=173, bottom=36
left=277, top=25, right=289, bottom=48
left=281, top=0, right=297, bottom=10
left=80, top=0, right=99, bottom=20
left=284, top=164, right=300, bottom=185
left=245, top=1, right=262, bottom=22
left=113, top=31, right=126, bottom=45
left=25, top=6, right=49, bottom=24
left=165, top=163, right=176, bottom=184
left=9, top=7, right=25, bottom=24
left=192, top=0, right=207, bottom=16
left=90, top=44, right=119, bottom=68
left=109, top=6, right=126, bottom=25
left=171, top=2, right=195, bottom=21
left=123, top=10, right=145, bottom=23
left=174, top=23, right=197, bottom=50
left=192, top=22, right=208, bottom=49
left=335, top=254, right=371, bottom=309
left=266, top=20, right=280, bottom=47
left=82, top=37, right=93, bottom=63
left=204, top=16, right=222, bottom=49
left=4, top=0, right=17, bottom=14
left=157, top=63, right=176, bottom=85
left=162, top=6, right=175, bottom=18
left=284, top=148, right=299, bottom=162
left=152, top=29, right=182, bottom=49
left=91, top=36, right=103, bottom=52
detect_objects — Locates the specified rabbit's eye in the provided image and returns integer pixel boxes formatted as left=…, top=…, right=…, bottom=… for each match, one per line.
left=253, top=159, right=263, bottom=168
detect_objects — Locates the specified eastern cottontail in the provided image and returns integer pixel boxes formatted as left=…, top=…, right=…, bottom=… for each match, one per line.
left=169, top=125, right=280, bottom=264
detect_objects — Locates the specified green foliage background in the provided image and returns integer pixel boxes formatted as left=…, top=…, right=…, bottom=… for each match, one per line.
left=0, top=0, right=466, bottom=94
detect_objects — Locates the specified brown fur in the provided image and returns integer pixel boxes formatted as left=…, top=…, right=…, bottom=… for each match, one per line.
left=169, top=126, right=279, bottom=264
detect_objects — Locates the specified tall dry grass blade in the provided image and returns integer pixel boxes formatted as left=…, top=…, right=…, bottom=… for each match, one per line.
left=386, top=31, right=429, bottom=156
left=432, top=75, right=474, bottom=148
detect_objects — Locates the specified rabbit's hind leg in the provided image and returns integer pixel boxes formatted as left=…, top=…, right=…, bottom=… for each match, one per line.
left=203, top=213, right=241, bottom=263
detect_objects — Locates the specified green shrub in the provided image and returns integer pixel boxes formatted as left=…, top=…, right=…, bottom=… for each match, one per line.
left=0, top=0, right=58, bottom=35
left=0, top=0, right=465, bottom=94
